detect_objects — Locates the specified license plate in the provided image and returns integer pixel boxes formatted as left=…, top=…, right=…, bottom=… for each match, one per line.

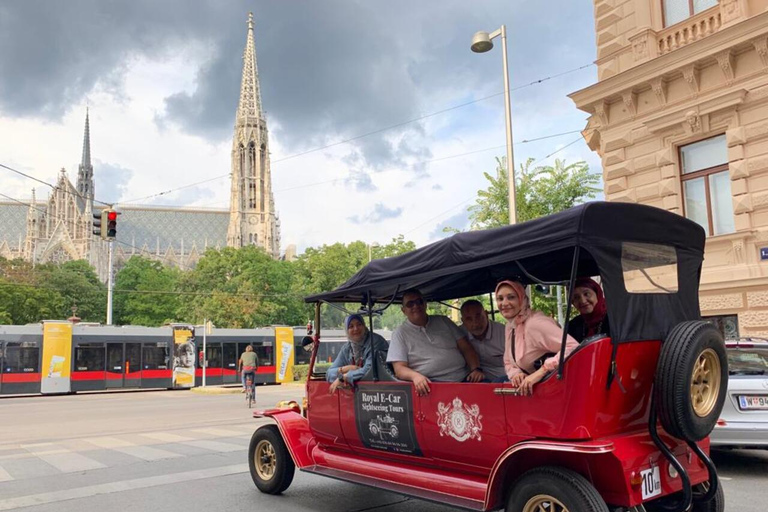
left=739, top=395, right=768, bottom=410
left=641, top=466, right=661, bottom=500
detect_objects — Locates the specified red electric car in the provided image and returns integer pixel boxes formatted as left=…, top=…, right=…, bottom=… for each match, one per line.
left=249, top=202, right=727, bottom=512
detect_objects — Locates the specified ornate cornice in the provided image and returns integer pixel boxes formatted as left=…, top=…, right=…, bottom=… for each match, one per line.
left=570, top=11, right=768, bottom=110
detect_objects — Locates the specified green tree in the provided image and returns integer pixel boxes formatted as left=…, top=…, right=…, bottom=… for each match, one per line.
left=293, top=237, right=418, bottom=329
left=42, top=260, right=106, bottom=322
left=468, top=157, right=601, bottom=316
left=178, top=246, right=304, bottom=328
left=469, top=157, right=601, bottom=228
left=114, top=256, right=182, bottom=326
left=0, top=258, right=64, bottom=324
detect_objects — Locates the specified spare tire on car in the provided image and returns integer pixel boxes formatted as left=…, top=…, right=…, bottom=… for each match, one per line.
left=654, top=321, right=728, bottom=441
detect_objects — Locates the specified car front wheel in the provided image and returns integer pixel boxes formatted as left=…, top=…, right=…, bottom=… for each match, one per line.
left=248, top=425, right=295, bottom=494
left=507, top=467, right=608, bottom=512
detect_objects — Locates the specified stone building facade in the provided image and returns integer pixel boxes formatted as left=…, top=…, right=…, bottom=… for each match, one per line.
left=0, top=13, right=280, bottom=278
left=571, top=0, right=768, bottom=338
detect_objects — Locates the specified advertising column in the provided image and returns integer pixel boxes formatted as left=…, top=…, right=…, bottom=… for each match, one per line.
left=41, top=321, right=73, bottom=394
left=172, top=326, right=196, bottom=388
left=274, top=326, right=295, bottom=383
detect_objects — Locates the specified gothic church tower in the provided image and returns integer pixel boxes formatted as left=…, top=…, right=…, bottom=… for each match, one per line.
left=76, top=109, right=94, bottom=210
left=227, top=13, right=279, bottom=257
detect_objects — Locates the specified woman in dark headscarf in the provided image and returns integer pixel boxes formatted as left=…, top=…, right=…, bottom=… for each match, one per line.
left=567, top=277, right=611, bottom=343
left=327, top=313, right=389, bottom=394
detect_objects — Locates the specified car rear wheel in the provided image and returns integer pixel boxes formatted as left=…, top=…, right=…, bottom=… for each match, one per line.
left=693, top=478, right=725, bottom=512
left=646, top=477, right=725, bottom=512
left=655, top=321, right=728, bottom=441
left=249, top=425, right=295, bottom=494
left=506, top=467, right=608, bottom=512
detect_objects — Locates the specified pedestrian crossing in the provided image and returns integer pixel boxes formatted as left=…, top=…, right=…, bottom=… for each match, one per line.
left=0, top=422, right=259, bottom=484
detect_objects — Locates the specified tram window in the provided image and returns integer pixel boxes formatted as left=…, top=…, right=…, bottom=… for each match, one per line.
left=126, top=343, right=141, bottom=373
left=294, top=337, right=310, bottom=365
left=206, top=345, right=222, bottom=368
left=317, top=341, right=345, bottom=364
left=3, top=342, right=40, bottom=373
left=254, top=345, right=273, bottom=366
left=74, top=344, right=105, bottom=372
left=142, top=344, right=169, bottom=370
left=223, top=343, right=237, bottom=369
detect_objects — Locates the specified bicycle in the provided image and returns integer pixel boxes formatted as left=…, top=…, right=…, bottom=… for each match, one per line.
left=244, top=372, right=256, bottom=408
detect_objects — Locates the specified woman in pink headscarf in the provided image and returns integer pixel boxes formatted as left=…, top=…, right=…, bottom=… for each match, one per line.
left=495, top=280, right=579, bottom=395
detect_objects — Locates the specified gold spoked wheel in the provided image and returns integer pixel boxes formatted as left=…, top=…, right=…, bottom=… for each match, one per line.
left=522, top=494, right=569, bottom=512
left=254, top=440, right=276, bottom=481
left=691, top=348, right=722, bottom=418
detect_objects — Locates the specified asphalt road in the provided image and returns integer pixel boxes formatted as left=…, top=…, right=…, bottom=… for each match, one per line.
left=0, top=386, right=765, bottom=511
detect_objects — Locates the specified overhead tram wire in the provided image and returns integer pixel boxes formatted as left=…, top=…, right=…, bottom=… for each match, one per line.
left=111, top=62, right=594, bottom=206
left=0, top=163, right=113, bottom=208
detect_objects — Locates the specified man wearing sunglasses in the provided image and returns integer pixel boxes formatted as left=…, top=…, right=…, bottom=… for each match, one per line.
left=387, top=289, right=485, bottom=396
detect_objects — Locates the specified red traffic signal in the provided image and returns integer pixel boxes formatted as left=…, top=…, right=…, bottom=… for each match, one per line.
left=100, top=209, right=119, bottom=240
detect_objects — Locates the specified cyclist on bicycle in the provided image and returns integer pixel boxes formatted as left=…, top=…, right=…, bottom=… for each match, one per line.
left=238, top=345, right=259, bottom=395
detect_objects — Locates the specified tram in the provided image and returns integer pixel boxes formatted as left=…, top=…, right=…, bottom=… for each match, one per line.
left=0, top=322, right=356, bottom=395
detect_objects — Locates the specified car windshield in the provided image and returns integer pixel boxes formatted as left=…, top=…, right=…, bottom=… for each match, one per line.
left=727, top=346, right=768, bottom=375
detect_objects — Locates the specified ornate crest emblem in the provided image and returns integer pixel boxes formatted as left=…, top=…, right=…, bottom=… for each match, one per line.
left=436, top=397, right=483, bottom=442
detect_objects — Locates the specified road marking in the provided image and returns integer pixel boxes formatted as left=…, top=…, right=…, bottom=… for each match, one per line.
left=139, top=432, right=194, bottom=443
left=182, top=440, right=244, bottom=453
left=114, top=445, right=182, bottom=461
left=190, top=427, right=244, bottom=437
left=0, top=465, right=12, bottom=483
left=0, top=464, right=248, bottom=510
left=21, top=445, right=106, bottom=473
left=83, top=437, right=133, bottom=449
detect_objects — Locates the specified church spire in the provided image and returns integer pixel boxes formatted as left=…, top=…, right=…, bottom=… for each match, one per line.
left=76, top=109, right=94, bottom=208
left=227, top=12, right=279, bottom=258
left=237, top=12, right=263, bottom=121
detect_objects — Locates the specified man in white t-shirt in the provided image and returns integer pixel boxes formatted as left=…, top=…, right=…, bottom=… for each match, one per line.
left=460, top=300, right=507, bottom=382
left=387, top=289, right=485, bottom=395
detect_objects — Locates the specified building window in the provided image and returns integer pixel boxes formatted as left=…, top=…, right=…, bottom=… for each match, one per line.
left=663, top=0, right=718, bottom=27
left=680, top=134, right=734, bottom=236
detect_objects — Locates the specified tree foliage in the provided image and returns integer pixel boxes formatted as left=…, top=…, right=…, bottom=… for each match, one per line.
left=469, top=157, right=601, bottom=229
left=468, top=157, right=601, bottom=317
left=113, top=257, right=181, bottom=326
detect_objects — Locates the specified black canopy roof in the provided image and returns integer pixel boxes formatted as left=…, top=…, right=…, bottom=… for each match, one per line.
left=306, top=202, right=705, bottom=306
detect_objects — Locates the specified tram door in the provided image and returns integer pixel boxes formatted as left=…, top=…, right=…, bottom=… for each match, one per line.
left=125, top=343, right=141, bottom=388
left=106, top=344, right=124, bottom=388
left=222, top=342, right=238, bottom=384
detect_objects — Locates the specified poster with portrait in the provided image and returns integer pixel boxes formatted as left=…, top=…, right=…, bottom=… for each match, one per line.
left=172, top=326, right=196, bottom=388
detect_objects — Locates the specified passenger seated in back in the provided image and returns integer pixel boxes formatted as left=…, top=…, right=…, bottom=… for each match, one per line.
left=460, top=300, right=507, bottom=382
left=327, top=314, right=389, bottom=394
left=567, top=277, right=611, bottom=343
left=496, top=280, right=578, bottom=395
left=387, top=289, right=485, bottom=396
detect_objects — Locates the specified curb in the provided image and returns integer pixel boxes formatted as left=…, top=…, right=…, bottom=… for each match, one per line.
left=190, top=386, right=242, bottom=395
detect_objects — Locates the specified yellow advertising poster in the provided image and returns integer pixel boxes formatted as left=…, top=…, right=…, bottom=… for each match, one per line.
left=274, top=326, right=295, bottom=383
left=172, top=326, right=195, bottom=388
left=41, top=321, right=72, bottom=393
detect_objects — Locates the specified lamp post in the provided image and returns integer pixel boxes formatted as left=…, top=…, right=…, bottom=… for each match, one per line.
left=367, top=242, right=380, bottom=262
left=471, top=25, right=517, bottom=225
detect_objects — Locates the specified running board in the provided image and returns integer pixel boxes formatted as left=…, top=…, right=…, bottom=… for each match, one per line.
left=301, top=465, right=486, bottom=511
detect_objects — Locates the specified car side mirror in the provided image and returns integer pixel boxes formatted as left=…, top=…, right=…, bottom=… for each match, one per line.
left=301, top=336, right=314, bottom=353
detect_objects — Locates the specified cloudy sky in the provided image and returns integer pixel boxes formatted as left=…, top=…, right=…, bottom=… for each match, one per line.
left=0, top=0, right=599, bottom=253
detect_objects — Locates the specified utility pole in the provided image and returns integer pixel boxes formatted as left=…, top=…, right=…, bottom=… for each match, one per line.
left=107, top=239, right=114, bottom=325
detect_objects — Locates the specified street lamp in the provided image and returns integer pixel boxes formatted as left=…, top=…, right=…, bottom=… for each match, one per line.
left=471, top=25, right=517, bottom=225
left=368, top=242, right=380, bottom=262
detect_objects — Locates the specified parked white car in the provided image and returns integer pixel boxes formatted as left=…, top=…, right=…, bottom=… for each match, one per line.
left=711, top=339, right=768, bottom=449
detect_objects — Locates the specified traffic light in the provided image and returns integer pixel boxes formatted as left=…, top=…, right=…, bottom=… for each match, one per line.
left=92, top=211, right=103, bottom=238
left=104, top=209, right=118, bottom=240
